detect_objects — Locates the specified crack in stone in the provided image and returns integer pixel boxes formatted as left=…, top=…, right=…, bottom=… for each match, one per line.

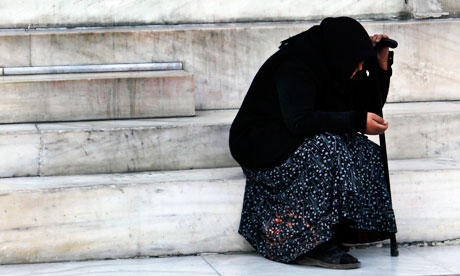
left=35, top=124, right=44, bottom=177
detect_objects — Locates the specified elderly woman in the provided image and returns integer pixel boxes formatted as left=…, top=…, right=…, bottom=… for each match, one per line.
left=229, top=17, right=397, bottom=269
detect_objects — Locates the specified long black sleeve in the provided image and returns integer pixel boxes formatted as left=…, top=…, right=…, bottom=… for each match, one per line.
left=376, top=63, right=392, bottom=108
left=274, top=60, right=368, bottom=136
left=359, top=58, right=392, bottom=115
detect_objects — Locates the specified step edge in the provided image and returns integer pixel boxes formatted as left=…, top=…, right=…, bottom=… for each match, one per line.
left=0, top=69, right=193, bottom=83
left=1, top=157, right=459, bottom=193
left=1, top=102, right=459, bottom=133
left=0, top=110, right=235, bottom=134
left=0, top=18, right=459, bottom=36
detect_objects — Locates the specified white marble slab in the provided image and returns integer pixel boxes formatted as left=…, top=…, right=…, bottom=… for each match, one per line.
left=0, top=255, right=218, bottom=276
left=0, top=161, right=459, bottom=264
left=0, top=35, right=30, bottom=67
left=364, top=20, right=460, bottom=104
left=0, top=167, right=251, bottom=264
left=0, top=126, right=40, bottom=177
left=440, top=0, right=460, bottom=14
left=1, top=20, right=459, bottom=109
left=367, top=101, right=460, bottom=160
left=407, top=245, right=460, bottom=273
left=1, top=246, right=459, bottom=276
left=30, top=30, right=156, bottom=67
left=203, top=247, right=455, bottom=276
left=0, top=0, right=406, bottom=28
left=411, top=0, right=449, bottom=18
left=390, top=167, right=460, bottom=242
left=0, top=166, right=244, bottom=192
left=0, top=70, right=195, bottom=123
left=388, top=157, right=460, bottom=171
left=0, top=110, right=239, bottom=177
left=36, top=110, right=234, bottom=132
left=36, top=110, right=237, bottom=176
left=1, top=99, right=460, bottom=177
left=32, top=101, right=460, bottom=175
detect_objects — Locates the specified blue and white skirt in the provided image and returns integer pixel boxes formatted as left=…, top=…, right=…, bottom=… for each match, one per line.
left=238, top=132, right=397, bottom=264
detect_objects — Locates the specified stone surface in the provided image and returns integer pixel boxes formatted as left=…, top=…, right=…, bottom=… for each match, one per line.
left=389, top=159, right=460, bottom=243
left=31, top=30, right=156, bottom=67
left=202, top=247, right=459, bottom=276
left=0, top=255, right=220, bottom=276
left=440, top=0, right=460, bottom=16
left=369, top=101, right=460, bottom=160
left=36, top=110, right=237, bottom=176
left=0, top=101, right=459, bottom=177
left=0, top=125, right=40, bottom=177
left=0, top=168, right=251, bottom=264
left=1, top=20, right=458, bottom=109
left=0, top=110, right=237, bottom=177
left=0, top=70, right=195, bottom=123
left=364, top=20, right=460, bottom=104
left=0, top=158, right=459, bottom=264
left=411, top=0, right=449, bottom=18
left=2, top=246, right=460, bottom=275
left=0, top=0, right=408, bottom=28
left=0, top=34, right=30, bottom=67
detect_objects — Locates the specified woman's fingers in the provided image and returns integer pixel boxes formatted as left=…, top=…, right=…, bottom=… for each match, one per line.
left=375, top=34, right=388, bottom=43
left=374, top=121, right=389, bottom=131
left=366, top=112, right=389, bottom=135
left=369, top=112, right=387, bottom=125
left=372, top=120, right=388, bottom=134
left=370, top=34, right=390, bottom=46
left=366, top=121, right=387, bottom=135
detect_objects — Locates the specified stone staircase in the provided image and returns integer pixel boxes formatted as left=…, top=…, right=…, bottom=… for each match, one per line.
left=0, top=70, right=194, bottom=123
left=1, top=12, right=459, bottom=266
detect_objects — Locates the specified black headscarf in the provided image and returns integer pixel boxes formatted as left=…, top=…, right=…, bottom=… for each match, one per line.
left=279, top=17, right=377, bottom=88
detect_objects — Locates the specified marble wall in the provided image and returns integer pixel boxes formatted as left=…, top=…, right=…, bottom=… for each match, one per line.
left=439, top=0, right=460, bottom=15
left=0, top=0, right=408, bottom=28
left=1, top=20, right=459, bottom=110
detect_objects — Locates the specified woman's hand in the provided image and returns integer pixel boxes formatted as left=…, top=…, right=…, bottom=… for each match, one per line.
left=365, top=112, right=389, bottom=135
left=369, top=34, right=389, bottom=71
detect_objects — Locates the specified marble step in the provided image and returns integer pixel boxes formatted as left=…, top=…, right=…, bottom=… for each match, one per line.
left=1, top=246, right=460, bottom=276
left=0, top=157, right=459, bottom=264
left=368, top=101, right=460, bottom=161
left=0, top=70, right=195, bottom=123
left=1, top=0, right=459, bottom=28
left=0, top=0, right=408, bottom=28
left=0, top=110, right=238, bottom=177
left=0, top=20, right=459, bottom=109
left=1, top=101, right=460, bottom=177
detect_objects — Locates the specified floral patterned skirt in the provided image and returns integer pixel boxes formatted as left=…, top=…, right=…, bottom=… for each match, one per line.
left=238, top=132, right=397, bottom=264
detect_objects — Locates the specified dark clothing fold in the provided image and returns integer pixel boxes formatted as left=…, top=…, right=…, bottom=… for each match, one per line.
left=229, top=17, right=392, bottom=170
left=238, top=132, right=398, bottom=263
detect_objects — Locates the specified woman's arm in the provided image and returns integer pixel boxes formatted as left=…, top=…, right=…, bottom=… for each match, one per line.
left=376, top=51, right=393, bottom=107
left=369, top=34, right=394, bottom=109
left=274, top=60, right=367, bottom=136
left=360, top=55, right=392, bottom=113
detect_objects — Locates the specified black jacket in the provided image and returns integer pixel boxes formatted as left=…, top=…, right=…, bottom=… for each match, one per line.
left=229, top=17, right=392, bottom=171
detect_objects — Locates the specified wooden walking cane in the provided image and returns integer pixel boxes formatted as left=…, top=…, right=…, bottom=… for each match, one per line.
left=372, top=38, right=399, bottom=257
